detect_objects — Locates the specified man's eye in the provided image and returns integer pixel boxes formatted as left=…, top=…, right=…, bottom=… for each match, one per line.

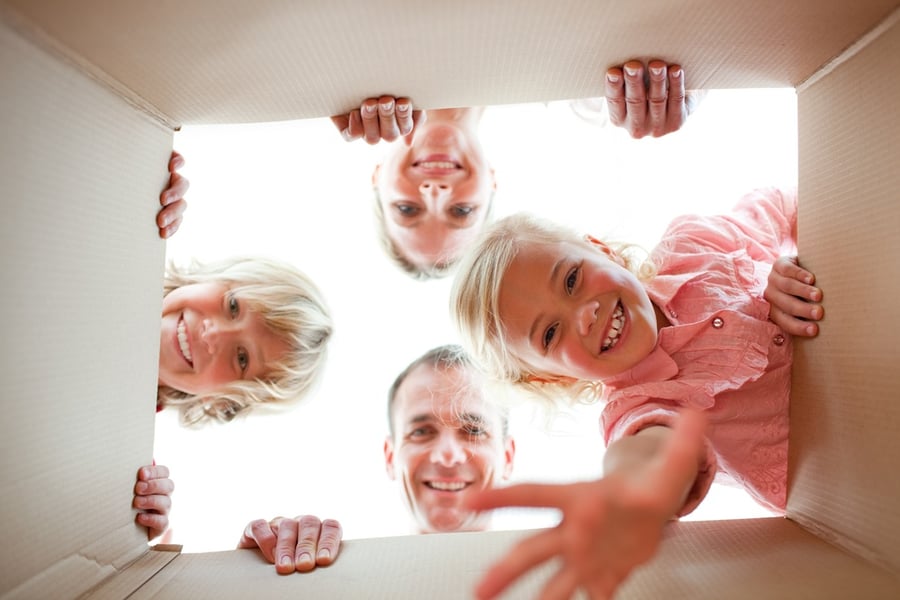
left=237, top=348, right=249, bottom=372
left=565, top=267, right=578, bottom=294
left=463, top=424, right=487, bottom=437
left=228, top=295, right=240, bottom=318
left=408, top=426, right=434, bottom=439
left=450, top=205, right=474, bottom=217
left=543, top=323, right=558, bottom=349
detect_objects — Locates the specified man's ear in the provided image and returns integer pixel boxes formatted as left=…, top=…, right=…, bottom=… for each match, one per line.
left=584, top=234, right=626, bottom=267
left=384, top=437, right=396, bottom=480
left=502, top=438, right=516, bottom=480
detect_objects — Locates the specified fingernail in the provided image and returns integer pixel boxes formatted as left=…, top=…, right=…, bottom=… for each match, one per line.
left=396, top=102, right=410, bottom=113
left=380, top=100, right=394, bottom=111
left=279, top=555, right=292, bottom=567
left=806, top=324, right=817, bottom=336
left=670, top=67, right=682, bottom=78
left=297, top=553, right=313, bottom=567
left=341, top=128, right=352, bottom=141
left=363, top=104, right=377, bottom=115
left=317, top=549, right=330, bottom=561
left=650, top=66, right=664, bottom=77
left=606, top=72, right=619, bottom=83
left=161, top=215, right=171, bottom=227
left=624, top=65, right=639, bottom=77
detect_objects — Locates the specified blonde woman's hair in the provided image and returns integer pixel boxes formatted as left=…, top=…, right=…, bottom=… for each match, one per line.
left=450, top=212, right=653, bottom=407
left=159, top=256, right=333, bottom=426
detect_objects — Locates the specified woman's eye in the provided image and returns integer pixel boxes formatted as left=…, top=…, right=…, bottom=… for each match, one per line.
left=395, top=203, right=421, bottom=216
left=565, top=267, right=578, bottom=294
left=237, top=347, right=249, bottom=372
left=450, top=205, right=474, bottom=217
left=228, top=295, right=240, bottom=318
left=543, top=323, right=558, bottom=349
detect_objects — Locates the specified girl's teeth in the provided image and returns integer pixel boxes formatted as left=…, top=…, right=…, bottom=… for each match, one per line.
left=601, top=304, right=625, bottom=352
left=177, top=318, right=193, bottom=363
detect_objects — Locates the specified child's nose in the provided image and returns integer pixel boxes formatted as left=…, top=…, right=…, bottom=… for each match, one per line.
left=200, top=318, right=237, bottom=354
left=576, top=300, right=600, bottom=336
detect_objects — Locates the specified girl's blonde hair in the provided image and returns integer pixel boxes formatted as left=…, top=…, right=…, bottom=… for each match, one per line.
left=450, top=212, right=653, bottom=407
left=159, top=256, right=333, bottom=426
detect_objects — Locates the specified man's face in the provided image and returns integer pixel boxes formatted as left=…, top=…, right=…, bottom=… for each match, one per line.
left=384, top=363, right=514, bottom=533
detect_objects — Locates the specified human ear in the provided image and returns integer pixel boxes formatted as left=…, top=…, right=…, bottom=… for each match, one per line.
left=384, top=437, right=396, bottom=480
left=584, top=234, right=626, bottom=267
left=502, top=438, right=516, bottom=479
left=372, top=164, right=381, bottom=188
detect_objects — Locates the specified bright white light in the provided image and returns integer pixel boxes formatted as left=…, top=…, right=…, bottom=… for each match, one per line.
left=156, top=89, right=796, bottom=553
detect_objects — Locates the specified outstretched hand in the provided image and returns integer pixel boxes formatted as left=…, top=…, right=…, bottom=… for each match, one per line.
left=765, top=256, right=824, bottom=337
left=238, top=515, right=343, bottom=574
left=605, top=60, right=706, bottom=139
left=468, top=410, right=706, bottom=600
left=133, top=464, right=175, bottom=541
left=157, top=151, right=189, bottom=239
left=331, top=96, right=424, bottom=145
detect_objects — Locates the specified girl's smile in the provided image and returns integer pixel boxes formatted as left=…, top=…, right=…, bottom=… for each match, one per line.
left=497, top=239, right=659, bottom=382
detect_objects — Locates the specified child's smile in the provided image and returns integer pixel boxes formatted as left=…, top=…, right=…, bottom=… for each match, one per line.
left=497, top=239, right=659, bottom=382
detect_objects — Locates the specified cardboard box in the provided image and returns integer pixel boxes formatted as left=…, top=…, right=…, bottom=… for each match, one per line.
left=1, top=1, right=898, bottom=598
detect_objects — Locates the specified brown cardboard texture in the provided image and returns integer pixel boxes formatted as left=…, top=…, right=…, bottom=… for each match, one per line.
left=1, top=1, right=898, bottom=599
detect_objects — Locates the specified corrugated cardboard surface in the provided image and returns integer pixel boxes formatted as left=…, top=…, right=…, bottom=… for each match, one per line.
left=0, top=11, right=171, bottom=599
left=118, top=520, right=900, bottom=599
left=3, top=0, right=898, bottom=125
left=789, top=8, right=900, bottom=576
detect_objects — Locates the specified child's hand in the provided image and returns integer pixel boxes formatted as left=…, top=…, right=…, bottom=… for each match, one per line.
left=764, top=256, right=824, bottom=337
left=330, top=96, right=423, bottom=145
left=605, top=59, right=706, bottom=139
left=468, top=411, right=706, bottom=600
left=133, top=464, right=174, bottom=541
left=237, top=515, right=343, bottom=574
left=157, top=151, right=189, bottom=239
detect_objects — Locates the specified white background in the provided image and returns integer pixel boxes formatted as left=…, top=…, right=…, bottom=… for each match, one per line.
left=155, top=88, right=797, bottom=553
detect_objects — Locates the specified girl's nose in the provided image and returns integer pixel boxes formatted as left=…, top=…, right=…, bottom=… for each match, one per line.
left=576, top=300, right=600, bottom=337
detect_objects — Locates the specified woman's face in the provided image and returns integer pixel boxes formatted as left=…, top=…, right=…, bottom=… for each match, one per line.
left=374, top=121, right=495, bottom=270
left=159, top=282, right=289, bottom=395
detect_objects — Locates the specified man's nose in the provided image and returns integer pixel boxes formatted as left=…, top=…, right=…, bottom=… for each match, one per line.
left=431, top=433, right=467, bottom=467
left=576, top=300, right=600, bottom=336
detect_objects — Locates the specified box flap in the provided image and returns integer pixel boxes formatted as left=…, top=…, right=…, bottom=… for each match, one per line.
left=0, top=11, right=171, bottom=599
left=4, top=0, right=898, bottom=125
left=789, top=7, right=900, bottom=577
left=125, top=520, right=900, bottom=599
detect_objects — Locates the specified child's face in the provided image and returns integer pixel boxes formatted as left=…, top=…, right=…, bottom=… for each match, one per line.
left=159, top=282, right=289, bottom=395
left=497, top=240, right=659, bottom=382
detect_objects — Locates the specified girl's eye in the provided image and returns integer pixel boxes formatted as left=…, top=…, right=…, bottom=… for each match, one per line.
left=237, top=347, right=249, bottom=373
left=543, top=323, right=558, bottom=350
left=228, top=295, right=240, bottom=318
left=450, top=205, right=473, bottom=218
left=565, top=267, right=579, bottom=294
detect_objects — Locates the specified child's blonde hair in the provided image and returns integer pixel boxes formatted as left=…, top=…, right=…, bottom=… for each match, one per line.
left=159, top=256, right=333, bottom=426
left=450, top=212, right=653, bottom=406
